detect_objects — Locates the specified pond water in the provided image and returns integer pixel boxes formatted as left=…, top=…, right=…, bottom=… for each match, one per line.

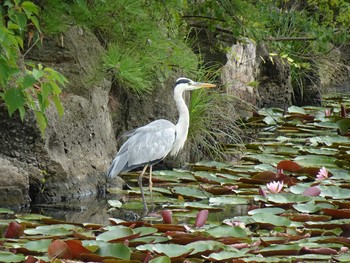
left=29, top=93, right=350, bottom=226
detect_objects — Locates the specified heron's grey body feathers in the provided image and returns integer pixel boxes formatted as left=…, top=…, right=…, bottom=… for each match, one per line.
left=107, top=119, right=177, bottom=178
left=107, top=77, right=215, bottom=183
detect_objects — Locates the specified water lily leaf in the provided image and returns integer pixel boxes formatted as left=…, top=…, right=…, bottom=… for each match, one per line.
left=193, top=160, right=232, bottom=170
left=267, top=193, right=312, bottom=204
left=48, top=239, right=72, bottom=259
left=337, top=118, right=350, bottom=135
left=258, top=108, right=284, bottom=117
left=248, top=207, right=285, bottom=215
left=107, top=199, right=122, bottom=208
left=256, top=244, right=301, bottom=256
left=294, top=155, right=337, bottom=167
left=97, top=227, right=137, bottom=242
left=288, top=106, right=307, bottom=115
left=4, top=221, right=23, bottom=238
left=149, top=255, right=171, bottom=263
left=24, top=224, right=75, bottom=236
left=293, top=202, right=334, bottom=213
left=193, top=171, right=230, bottom=184
left=152, top=170, right=195, bottom=182
left=171, top=186, right=211, bottom=199
left=0, top=208, right=14, bottom=214
left=23, top=239, right=52, bottom=253
left=203, top=248, right=247, bottom=261
left=206, top=225, right=248, bottom=238
left=209, top=196, right=249, bottom=205
left=322, top=208, right=350, bottom=219
left=133, top=227, right=158, bottom=237
left=244, top=153, right=286, bottom=164
left=251, top=213, right=291, bottom=227
left=185, top=240, right=225, bottom=256
left=0, top=251, right=25, bottom=262
left=137, top=243, right=192, bottom=258
left=319, top=185, right=350, bottom=199
left=277, top=160, right=303, bottom=172
left=65, top=240, right=92, bottom=259
left=97, top=243, right=131, bottom=259
left=183, top=201, right=220, bottom=211
left=309, top=135, right=350, bottom=147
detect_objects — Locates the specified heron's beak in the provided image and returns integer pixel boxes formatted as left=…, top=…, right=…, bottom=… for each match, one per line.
left=194, top=82, right=216, bottom=88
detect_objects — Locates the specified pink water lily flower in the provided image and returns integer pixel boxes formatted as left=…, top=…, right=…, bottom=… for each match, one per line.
left=316, top=166, right=328, bottom=180
left=266, top=181, right=284, bottom=194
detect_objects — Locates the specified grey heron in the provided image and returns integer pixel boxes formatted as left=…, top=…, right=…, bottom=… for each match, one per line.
left=107, top=77, right=216, bottom=212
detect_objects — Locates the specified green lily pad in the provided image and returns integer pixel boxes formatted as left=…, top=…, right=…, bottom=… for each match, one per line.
left=0, top=251, right=25, bottom=262
left=97, top=243, right=131, bottom=259
left=97, top=226, right=135, bottom=242
left=22, top=239, right=52, bottom=252
left=206, top=225, right=248, bottom=238
left=251, top=213, right=291, bottom=227
left=137, top=243, right=192, bottom=258
left=171, top=186, right=211, bottom=199
left=209, top=196, right=250, bottom=205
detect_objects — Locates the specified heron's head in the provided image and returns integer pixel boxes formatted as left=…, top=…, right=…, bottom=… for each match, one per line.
left=174, top=77, right=216, bottom=92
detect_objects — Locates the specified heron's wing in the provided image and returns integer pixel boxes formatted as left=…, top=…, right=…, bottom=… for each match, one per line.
left=127, top=119, right=176, bottom=166
left=107, top=119, right=176, bottom=178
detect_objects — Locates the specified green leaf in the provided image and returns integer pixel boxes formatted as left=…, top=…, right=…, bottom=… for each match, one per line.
left=52, top=95, right=64, bottom=117
left=22, top=75, right=36, bottom=89
left=96, top=227, right=134, bottom=242
left=34, top=110, right=47, bottom=135
left=206, top=225, right=248, bottom=238
left=209, top=196, right=250, bottom=205
left=32, top=68, right=44, bottom=80
left=21, top=1, right=39, bottom=16
left=252, top=213, right=291, bottom=227
left=23, top=239, right=52, bottom=253
left=185, top=240, right=225, bottom=255
left=204, top=249, right=246, bottom=261
left=137, top=244, right=192, bottom=258
left=337, top=119, right=350, bottom=135
left=4, top=88, right=25, bottom=116
left=97, top=243, right=131, bottom=260
left=149, top=256, right=171, bottom=263
left=0, top=251, right=25, bottom=262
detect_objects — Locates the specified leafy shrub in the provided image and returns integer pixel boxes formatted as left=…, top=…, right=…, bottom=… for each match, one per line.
left=0, top=0, right=66, bottom=134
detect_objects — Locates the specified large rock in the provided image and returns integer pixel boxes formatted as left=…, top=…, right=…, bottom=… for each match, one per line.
left=221, top=40, right=293, bottom=115
left=0, top=26, right=121, bottom=207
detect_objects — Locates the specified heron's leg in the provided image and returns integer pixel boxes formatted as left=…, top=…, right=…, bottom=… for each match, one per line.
left=149, top=165, right=154, bottom=210
left=138, top=164, right=149, bottom=212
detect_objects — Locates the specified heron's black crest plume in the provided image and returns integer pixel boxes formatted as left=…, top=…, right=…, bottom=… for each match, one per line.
left=174, top=77, right=191, bottom=87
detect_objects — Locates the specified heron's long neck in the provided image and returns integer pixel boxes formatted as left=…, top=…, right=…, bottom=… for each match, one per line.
left=171, top=87, right=189, bottom=155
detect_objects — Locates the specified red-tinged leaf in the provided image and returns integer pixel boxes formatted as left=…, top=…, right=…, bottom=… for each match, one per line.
left=303, top=167, right=324, bottom=177
left=303, top=186, right=321, bottom=196
left=65, top=240, right=92, bottom=259
left=4, top=221, right=24, bottom=238
left=322, top=208, right=350, bottom=219
left=194, top=210, right=209, bottom=228
left=47, top=240, right=72, bottom=259
left=161, top=210, right=173, bottom=224
left=24, top=255, right=46, bottom=263
left=166, top=232, right=213, bottom=245
left=152, top=224, right=186, bottom=232
left=251, top=171, right=278, bottom=182
left=200, top=184, right=237, bottom=195
left=285, top=213, right=331, bottom=222
left=321, top=237, right=350, bottom=247
left=300, top=246, right=337, bottom=255
left=277, top=160, right=303, bottom=173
